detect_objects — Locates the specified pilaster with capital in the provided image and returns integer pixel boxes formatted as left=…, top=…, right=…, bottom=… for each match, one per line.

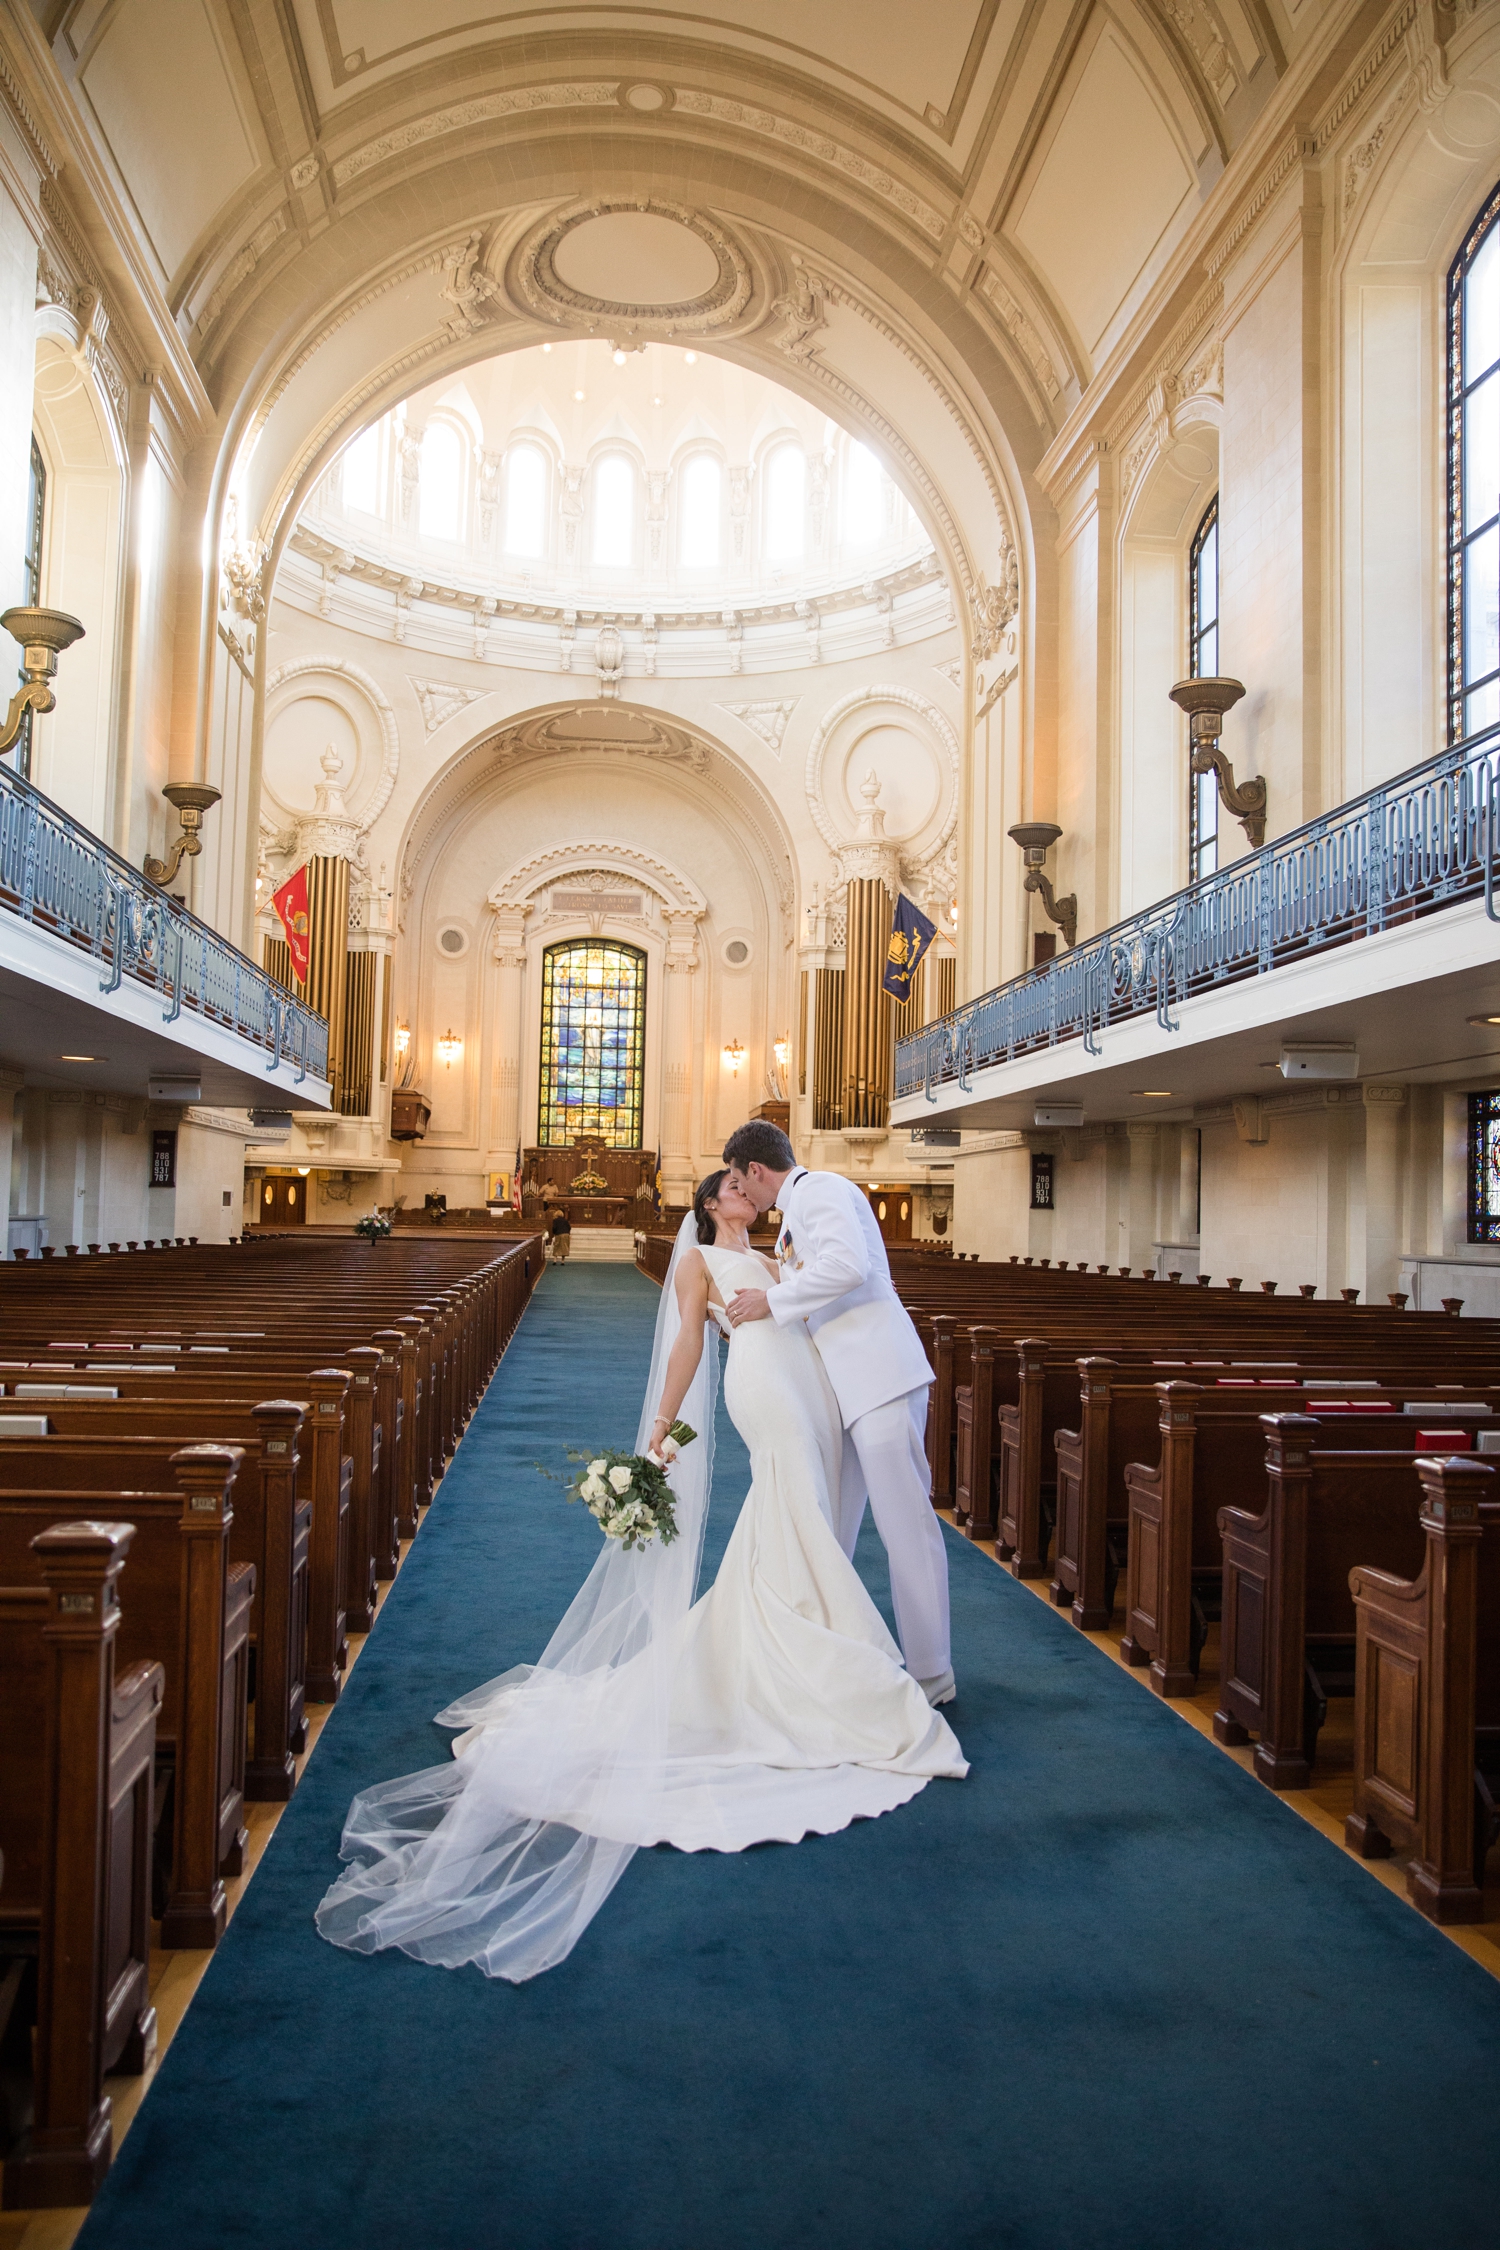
left=661, top=912, right=702, bottom=1178
left=490, top=901, right=531, bottom=1153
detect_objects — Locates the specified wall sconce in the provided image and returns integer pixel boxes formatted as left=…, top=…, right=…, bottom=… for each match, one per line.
left=723, top=1039, right=745, bottom=1077
left=394, top=1022, right=412, bottom=1058
left=1007, top=823, right=1077, bottom=949
left=144, top=781, right=223, bottom=887
left=437, top=1028, right=462, bottom=1068
left=0, top=605, right=86, bottom=757
left=773, top=1036, right=790, bottom=1075
left=1168, top=675, right=1266, bottom=848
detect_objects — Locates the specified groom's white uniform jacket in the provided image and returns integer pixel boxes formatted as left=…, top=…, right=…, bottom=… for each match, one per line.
left=767, top=1168, right=933, bottom=1426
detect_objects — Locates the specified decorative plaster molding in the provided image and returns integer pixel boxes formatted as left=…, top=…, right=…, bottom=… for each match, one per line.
left=932, top=658, right=962, bottom=689
left=510, top=198, right=755, bottom=339
left=408, top=676, right=485, bottom=733
left=975, top=267, right=1062, bottom=402
left=804, top=683, right=960, bottom=874
left=197, top=209, right=289, bottom=335
left=671, top=89, right=946, bottom=241
left=717, top=699, right=799, bottom=755
left=489, top=839, right=708, bottom=917
left=331, top=85, right=620, bottom=187
left=265, top=655, right=402, bottom=829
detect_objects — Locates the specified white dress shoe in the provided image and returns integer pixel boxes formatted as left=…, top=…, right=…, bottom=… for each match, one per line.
left=918, top=1668, right=956, bottom=1707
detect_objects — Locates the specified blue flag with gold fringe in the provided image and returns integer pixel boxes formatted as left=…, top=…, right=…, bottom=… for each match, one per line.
left=883, top=892, right=937, bottom=1001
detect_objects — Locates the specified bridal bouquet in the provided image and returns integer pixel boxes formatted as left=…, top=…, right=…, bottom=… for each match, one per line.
left=552, top=1422, right=696, bottom=1550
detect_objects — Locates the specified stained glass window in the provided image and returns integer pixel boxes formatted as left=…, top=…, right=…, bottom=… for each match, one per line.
left=539, top=941, right=646, bottom=1147
left=1449, top=183, right=1500, bottom=742
left=1468, top=1089, right=1500, bottom=1241
left=1188, top=496, right=1219, bottom=883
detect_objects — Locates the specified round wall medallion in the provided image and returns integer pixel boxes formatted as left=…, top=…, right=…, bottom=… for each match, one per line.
left=511, top=199, right=755, bottom=338
left=722, top=936, right=752, bottom=967
left=437, top=924, right=469, bottom=957
left=620, top=81, right=672, bottom=114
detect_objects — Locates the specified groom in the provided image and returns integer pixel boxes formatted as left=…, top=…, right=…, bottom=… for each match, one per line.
left=721, top=1121, right=955, bottom=1706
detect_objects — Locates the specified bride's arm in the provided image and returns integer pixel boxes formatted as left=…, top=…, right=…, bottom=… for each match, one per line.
left=647, top=1250, right=710, bottom=1450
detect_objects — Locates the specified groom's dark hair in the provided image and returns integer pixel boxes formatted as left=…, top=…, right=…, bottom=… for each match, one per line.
left=723, top=1120, right=795, bottom=1173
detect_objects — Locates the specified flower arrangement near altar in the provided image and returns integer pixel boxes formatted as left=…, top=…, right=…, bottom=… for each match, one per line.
left=355, top=1212, right=393, bottom=1241
left=544, top=1422, right=696, bottom=1549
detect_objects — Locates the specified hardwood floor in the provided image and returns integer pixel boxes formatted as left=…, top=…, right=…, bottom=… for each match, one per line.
left=0, top=1536, right=416, bottom=2250
left=939, top=1512, right=1500, bottom=1985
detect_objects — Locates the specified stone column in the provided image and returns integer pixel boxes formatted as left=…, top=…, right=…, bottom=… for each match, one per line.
left=660, top=912, right=701, bottom=1197
left=1361, top=1084, right=1408, bottom=1303
left=838, top=775, right=900, bottom=1144
left=490, top=901, right=531, bottom=1159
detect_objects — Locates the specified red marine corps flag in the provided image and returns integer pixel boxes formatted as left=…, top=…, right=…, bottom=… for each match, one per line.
left=271, top=864, right=312, bottom=984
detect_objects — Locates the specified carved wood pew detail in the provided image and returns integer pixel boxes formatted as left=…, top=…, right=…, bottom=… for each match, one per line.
left=1215, top=1417, right=1430, bottom=1790
left=1346, top=1455, right=1500, bottom=1925
left=995, top=1338, right=1050, bottom=1579
left=0, top=1522, right=162, bottom=2212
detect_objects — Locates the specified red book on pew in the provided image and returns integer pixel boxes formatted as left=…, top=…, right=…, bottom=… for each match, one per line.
left=1412, top=1428, right=1474, bottom=1451
left=1307, top=1401, right=1397, bottom=1414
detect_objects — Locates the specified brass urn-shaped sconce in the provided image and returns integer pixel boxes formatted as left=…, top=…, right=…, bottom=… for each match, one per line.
left=1168, top=675, right=1266, bottom=848
left=144, top=781, right=223, bottom=888
left=0, top=606, right=87, bottom=757
left=1007, top=821, right=1077, bottom=949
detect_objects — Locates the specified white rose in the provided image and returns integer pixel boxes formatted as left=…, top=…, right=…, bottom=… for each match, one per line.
left=588, top=1458, right=608, bottom=1477
left=608, top=1464, right=633, bottom=1494
left=580, top=1475, right=606, bottom=1502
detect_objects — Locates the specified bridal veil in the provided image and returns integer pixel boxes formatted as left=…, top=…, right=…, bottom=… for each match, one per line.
left=315, top=1212, right=718, bottom=1982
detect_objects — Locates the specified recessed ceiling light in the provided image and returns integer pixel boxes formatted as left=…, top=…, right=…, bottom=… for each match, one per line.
left=684, top=350, right=697, bottom=364
left=1134, top=1089, right=1174, bottom=1098
left=612, top=348, right=627, bottom=366
left=541, top=342, right=551, bottom=353
left=1469, top=1013, right=1500, bottom=1026
left=61, top=1054, right=97, bottom=1062
left=652, top=395, right=663, bottom=406
left=573, top=388, right=585, bottom=401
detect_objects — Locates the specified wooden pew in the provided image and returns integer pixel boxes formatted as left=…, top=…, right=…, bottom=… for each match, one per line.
left=0, top=1523, right=161, bottom=2210
left=1345, top=1455, right=1500, bottom=1924
left=0, top=1448, right=251, bottom=1948
left=1215, top=1417, right=1432, bottom=1788
left=0, top=1411, right=308, bottom=1801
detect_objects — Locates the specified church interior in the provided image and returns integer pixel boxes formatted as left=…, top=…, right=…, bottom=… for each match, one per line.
left=2, top=2, right=1500, bottom=2243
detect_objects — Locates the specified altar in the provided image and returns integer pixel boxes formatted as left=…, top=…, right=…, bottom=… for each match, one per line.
left=520, top=1138, right=657, bottom=1229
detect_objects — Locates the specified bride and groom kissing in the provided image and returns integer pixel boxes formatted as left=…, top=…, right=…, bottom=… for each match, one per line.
left=316, top=1120, right=966, bottom=1983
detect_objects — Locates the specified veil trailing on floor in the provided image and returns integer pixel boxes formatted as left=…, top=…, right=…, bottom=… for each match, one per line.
left=315, top=1211, right=719, bottom=1981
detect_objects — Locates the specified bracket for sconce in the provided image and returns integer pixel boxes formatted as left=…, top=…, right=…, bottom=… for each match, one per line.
left=1168, top=676, right=1266, bottom=849
left=0, top=606, right=86, bottom=756
left=144, top=782, right=222, bottom=888
left=1007, top=821, right=1077, bottom=949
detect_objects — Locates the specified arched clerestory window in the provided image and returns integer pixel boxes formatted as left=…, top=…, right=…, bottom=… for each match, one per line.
left=1188, top=496, right=1219, bottom=883
left=1448, top=183, right=1500, bottom=743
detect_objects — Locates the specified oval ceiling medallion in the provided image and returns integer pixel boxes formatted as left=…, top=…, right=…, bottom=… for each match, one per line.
left=553, top=211, right=719, bottom=305
left=511, top=199, right=755, bottom=339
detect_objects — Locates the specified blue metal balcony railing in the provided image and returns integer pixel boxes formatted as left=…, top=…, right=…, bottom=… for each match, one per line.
left=896, top=723, right=1500, bottom=1104
left=0, top=760, right=328, bottom=1085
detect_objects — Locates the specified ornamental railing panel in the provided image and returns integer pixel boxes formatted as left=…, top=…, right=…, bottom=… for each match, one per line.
left=0, top=762, right=328, bottom=1084
left=896, top=724, right=1500, bottom=1104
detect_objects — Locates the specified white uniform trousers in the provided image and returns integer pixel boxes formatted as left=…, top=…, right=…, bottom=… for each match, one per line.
left=835, top=1387, right=951, bottom=1683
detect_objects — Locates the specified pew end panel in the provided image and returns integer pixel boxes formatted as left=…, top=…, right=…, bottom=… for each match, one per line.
left=1347, top=1460, right=1499, bottom=1925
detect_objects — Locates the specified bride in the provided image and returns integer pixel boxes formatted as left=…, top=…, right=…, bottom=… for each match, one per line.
left=315, top=1170, right=966, bottom=1982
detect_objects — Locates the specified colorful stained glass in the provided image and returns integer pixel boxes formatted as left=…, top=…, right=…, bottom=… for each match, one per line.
left=1467, top=1090, right=1500, bottom=1241
left=539, top=941, right=646, bottom=1147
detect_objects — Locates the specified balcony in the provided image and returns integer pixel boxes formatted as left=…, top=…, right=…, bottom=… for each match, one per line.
left=0, top=761, right=330, bottom=1108
left=893, top=726, right=1500, bottom=1132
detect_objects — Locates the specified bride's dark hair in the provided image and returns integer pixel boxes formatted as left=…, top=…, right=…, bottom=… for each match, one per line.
left=693, top=1169, right=728, bottom=1246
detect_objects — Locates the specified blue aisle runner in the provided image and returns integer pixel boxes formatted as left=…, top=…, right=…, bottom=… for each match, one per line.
left=79, top=1266, right=1499, bottom=2250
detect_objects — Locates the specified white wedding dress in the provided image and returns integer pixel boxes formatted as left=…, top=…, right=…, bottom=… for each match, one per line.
left=315, top=1232, right=966, bottom=1980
